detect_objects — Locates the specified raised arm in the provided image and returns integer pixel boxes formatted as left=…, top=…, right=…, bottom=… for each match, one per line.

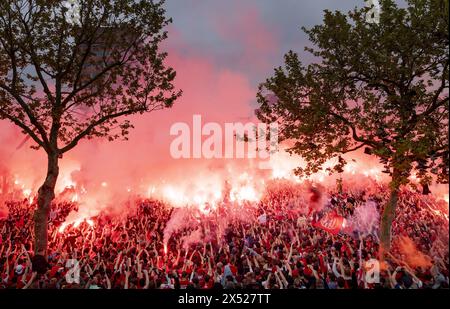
left=278, top=268, right=289, bottom=287
left=143, top=269, right=150, bottom=289
left=332, top=257, right=342, bottom=278
left=114, top=251, right=122, bottom=272
left=246, top=256, right=253, bottom=273
left=287, top=243, right=294, bottom=263
left=273, top=271, right=284, bottom=289
left=22, top=272, right=37, bottom=289
left=124, top=271, right=130, bottom=289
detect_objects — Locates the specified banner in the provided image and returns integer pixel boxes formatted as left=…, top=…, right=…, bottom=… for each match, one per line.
left=313, top=211, right=344, bottom=235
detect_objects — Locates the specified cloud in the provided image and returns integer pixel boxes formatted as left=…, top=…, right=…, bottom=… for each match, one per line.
left=210, top=4, right=278, bottom=74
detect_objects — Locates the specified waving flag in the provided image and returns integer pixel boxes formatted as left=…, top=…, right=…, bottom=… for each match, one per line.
left=313, top=212, right=344, bottom=235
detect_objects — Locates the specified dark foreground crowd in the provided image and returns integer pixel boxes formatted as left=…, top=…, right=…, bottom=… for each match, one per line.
left=0, top=183, right=448, bottom=289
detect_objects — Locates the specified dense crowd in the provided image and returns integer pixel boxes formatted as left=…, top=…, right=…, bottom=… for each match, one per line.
left=0, top=183, right=448, bottom=289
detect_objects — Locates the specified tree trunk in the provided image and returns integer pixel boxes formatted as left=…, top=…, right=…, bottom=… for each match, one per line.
left=34, top=153, right=59, bottom=257
left=380, top=169, right=401, bottom=258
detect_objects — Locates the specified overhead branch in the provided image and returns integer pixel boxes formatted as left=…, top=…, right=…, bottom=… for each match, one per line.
left=0, top=83, right=50, bottom=147
left=59, top=107, right=147, bottom=154
left=328, top=111, right=381, bottom=149
left=0, top=109, right=46, bottom=150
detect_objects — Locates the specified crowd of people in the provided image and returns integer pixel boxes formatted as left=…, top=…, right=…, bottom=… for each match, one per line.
left=0, top=182, right=448, bottom=289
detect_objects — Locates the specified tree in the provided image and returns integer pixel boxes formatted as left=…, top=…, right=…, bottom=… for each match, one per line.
left=256, top=0, right=449, bottom=254
left=0, top=0, right=181, bottom=256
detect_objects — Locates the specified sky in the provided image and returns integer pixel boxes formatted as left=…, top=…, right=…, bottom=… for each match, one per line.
left=164, top=0, right=363, bottom=87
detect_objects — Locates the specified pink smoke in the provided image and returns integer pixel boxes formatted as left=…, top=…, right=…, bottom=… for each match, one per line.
left=163, top=208, right=195, bottom=248
left=348, top=201, right=380, bottom=236
left=396, top=236, right=433, bottom=269
left=181, top=228, right=203, bottom=251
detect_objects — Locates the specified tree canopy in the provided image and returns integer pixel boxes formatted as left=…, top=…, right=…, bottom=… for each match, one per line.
left=257, top=0, right=448, bottom=188
left=0, top=0, right=181, bottom=156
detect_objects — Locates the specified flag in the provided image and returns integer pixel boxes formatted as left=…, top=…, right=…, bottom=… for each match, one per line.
left=313, top=211, right=344, bottom=235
